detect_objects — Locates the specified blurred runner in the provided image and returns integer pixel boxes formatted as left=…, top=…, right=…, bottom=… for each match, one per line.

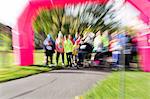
left=43, top=34, right=55, bottom=66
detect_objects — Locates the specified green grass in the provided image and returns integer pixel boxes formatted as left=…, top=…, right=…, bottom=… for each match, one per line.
left=34, top=51, right=68, bottom=65
left=0, top=66, right=50, bottom=83
left=84, top=71, right=150, bottom=99
left=0, top=50, right=69, bottom=83
left=0, top=51, right=51, bottom=83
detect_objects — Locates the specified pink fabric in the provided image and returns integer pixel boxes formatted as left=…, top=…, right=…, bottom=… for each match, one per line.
left=93, top=60, right=100, bottom=65
left=55, top=38, right=64, bottom=53
left=75, top=37, right=81, bottom=45
left=127, top=0, right=150, bottom=16
left=139, top=13, right=149, bottom=24
left=70, top=38, right=75, bottom=44
left=138, top=47, right=150, bottom=72
left=126, top=0, right=150, bottom=72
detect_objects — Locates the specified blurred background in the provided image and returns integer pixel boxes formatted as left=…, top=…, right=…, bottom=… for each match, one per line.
left=0, top=0, right=149, bottom=99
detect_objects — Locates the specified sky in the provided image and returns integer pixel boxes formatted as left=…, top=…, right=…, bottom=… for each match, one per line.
left=0, top=0, right=28, bottom=27
left=0, top=0, right=144, bottom=29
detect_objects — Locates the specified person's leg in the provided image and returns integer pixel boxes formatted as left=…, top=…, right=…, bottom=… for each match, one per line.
left=78, top=52, right=83, bottom=64
left=117, top=54, right=121, bottom=66
left=112, top=54, right=118, bottom=68
left=73, top=54, right=75, bottom=63
left=125, top=54, right=131, bottom=68
left=75, top=55, right=77, bottom=62
left=45, top=55, right=48, bottom=65
left=76, top=55, right=78, bottom=63
left=70, top=52, right=73, bottom=66
left=69, top=52, right=73, bottom=66
left=125, top=54, right=127, bottom=67
left=61, top=53, right=65, bottom=64
left=66, top=53, right=70, bottom=66
left=73, top=55, right=78, bottom=66
left=56, top=52, right=60, bottom=65
left=68, top=53, right=71, bottom=66
left=113, top=54, right=121, bottom=69
left=70, top=52, right=73, bottom=61
left=132, top=52, right=137, bottom=62
left=127, top=54, right=130, bottom=67
left=131, top=52, right=134, bottom=62
left=78, top=52, right=81, bottom=63
left=50, top=53, right=53, bottom=64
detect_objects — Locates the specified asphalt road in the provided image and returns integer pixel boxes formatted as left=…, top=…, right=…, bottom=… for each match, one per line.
left=0, top=69, right=110, bottom=99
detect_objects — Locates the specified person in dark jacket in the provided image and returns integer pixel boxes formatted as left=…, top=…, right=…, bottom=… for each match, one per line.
left=124, top=33, right=132, bottom=69
left=43, top=34, right=55, bottom=65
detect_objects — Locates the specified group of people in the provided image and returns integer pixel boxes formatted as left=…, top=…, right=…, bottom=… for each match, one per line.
left=43, top=31, right=81, bottom=67
left=43, top=30, right=137, bottom=69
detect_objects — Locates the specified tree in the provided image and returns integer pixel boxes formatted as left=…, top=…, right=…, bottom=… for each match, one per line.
left=33, top=2, right=120, bottom=48
left=0, top=23, right=12, bottom=50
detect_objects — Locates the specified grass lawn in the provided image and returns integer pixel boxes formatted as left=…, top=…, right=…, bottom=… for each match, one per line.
left=0, top=50, right=51, bottom=83
left=0, top=50, right=69, bottom=83
left=0, top=66, right=50, bottom=83
left=84, top=71, right=150, bottom=99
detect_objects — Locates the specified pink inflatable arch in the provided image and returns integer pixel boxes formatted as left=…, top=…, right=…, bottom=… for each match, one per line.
left=127, top=0, right=150, bottom=72
left=12, top=0, right=108, bottom=66
left=13, top=0, right=150, bottom=72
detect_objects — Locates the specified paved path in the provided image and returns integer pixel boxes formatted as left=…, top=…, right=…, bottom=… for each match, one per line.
left=0, top=69, right=110, bottom=99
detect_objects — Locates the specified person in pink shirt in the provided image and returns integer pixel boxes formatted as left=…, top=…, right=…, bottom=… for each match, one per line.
left=55, top=31, right=65, bottom=66
left=69, top=34, right=75, bottom=44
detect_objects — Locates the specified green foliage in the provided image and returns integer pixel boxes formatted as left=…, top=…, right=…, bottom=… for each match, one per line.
left=0, top=33, right=12, bottom=50
left=33, top=3, right=120, bottom=48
